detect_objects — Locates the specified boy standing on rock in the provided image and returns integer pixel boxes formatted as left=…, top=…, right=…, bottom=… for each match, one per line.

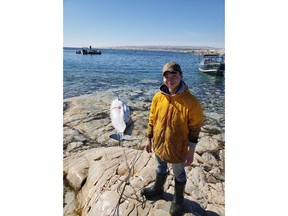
left=141, top=62, right=204, bottom=215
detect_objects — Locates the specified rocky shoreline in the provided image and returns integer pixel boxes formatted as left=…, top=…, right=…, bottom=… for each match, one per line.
left=63, top=89, right=225, bottom=216
left=103, top=46, right=225, bottom=56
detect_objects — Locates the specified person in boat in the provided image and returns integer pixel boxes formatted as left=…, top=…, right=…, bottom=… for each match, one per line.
left=141, top=62, right=204, bottom=215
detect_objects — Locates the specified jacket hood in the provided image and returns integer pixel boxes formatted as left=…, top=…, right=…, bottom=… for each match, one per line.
left=160, top=80, right=188, bottom=96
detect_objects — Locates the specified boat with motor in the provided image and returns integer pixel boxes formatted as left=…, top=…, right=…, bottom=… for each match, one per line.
left=198, top=54, right=225, bottom=76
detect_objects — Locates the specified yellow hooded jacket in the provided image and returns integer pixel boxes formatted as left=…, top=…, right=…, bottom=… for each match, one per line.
left=146, top=82, right=204, bottom=163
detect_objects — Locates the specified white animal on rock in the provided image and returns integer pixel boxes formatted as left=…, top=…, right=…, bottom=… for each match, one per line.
left=110, top=98, right=132, bottom=140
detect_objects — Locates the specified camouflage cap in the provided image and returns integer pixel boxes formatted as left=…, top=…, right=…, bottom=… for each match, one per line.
left=162, top=62, right=182, bottom=75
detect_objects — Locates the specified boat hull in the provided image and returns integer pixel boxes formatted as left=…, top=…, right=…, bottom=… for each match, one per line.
left=76, top=49, right=102, bottom=55
left=82, top=50, right=101, bottom=55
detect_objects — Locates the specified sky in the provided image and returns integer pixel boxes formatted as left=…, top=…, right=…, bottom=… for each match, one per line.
left=64, top=0, right=225, bottom=48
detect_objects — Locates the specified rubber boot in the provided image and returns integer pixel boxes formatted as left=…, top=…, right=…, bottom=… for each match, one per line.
left=170, top=180, right=186, bottom=216
left=140, top=173, right=167, bottom=199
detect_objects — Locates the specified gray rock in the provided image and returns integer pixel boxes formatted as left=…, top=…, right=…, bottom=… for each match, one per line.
left=63, top=92, right=225, bottom=216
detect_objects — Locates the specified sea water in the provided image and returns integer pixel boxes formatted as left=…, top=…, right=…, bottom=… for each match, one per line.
left=63, top=48, right=225, bottom=115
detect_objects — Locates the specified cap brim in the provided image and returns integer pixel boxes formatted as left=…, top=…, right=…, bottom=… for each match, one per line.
left=163, top=71, right=178, bottom=75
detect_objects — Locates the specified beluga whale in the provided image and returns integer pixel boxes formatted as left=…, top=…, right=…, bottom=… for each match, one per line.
left=109, top=97, right=135, bottom=144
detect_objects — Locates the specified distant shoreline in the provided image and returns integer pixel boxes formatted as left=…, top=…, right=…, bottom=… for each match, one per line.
left=64, top=45, right=225, bottom=55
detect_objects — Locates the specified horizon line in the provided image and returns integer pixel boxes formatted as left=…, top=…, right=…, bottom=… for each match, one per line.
left=63, top=45, right=225, bottom=50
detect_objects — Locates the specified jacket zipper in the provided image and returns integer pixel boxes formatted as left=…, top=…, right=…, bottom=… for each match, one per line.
left=161, top=96, right=172, bottom=159
left=166, top=96, right=172, bottom=126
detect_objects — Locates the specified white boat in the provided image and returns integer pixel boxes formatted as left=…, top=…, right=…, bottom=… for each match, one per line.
left=198, top=54, right=225, bottom=76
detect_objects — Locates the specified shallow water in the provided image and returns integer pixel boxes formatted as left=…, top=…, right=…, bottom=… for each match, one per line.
left=63, top=48, right=225, bottom=115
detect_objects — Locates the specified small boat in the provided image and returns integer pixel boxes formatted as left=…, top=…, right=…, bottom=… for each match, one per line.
left=82, top=49, right=102, bottom=55
left=198, top=54, right=225, bottom=76
left=76, top=46, right=102, bottom=55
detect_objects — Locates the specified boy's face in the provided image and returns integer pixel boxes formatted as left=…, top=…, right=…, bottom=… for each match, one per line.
left=163, top=71, right=182, bottom=92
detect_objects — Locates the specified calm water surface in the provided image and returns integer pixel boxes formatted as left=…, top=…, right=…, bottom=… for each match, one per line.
left=63, top=48, right=225, bottom=114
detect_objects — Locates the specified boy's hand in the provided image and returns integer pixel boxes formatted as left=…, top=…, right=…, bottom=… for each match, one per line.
left=145, top=139, right=152, bottom=153
left=184, top=147, right=195, bottom=166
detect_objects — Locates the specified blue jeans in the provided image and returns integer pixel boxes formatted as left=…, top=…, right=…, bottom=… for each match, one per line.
left=155, top=154, right=186, bottom=183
